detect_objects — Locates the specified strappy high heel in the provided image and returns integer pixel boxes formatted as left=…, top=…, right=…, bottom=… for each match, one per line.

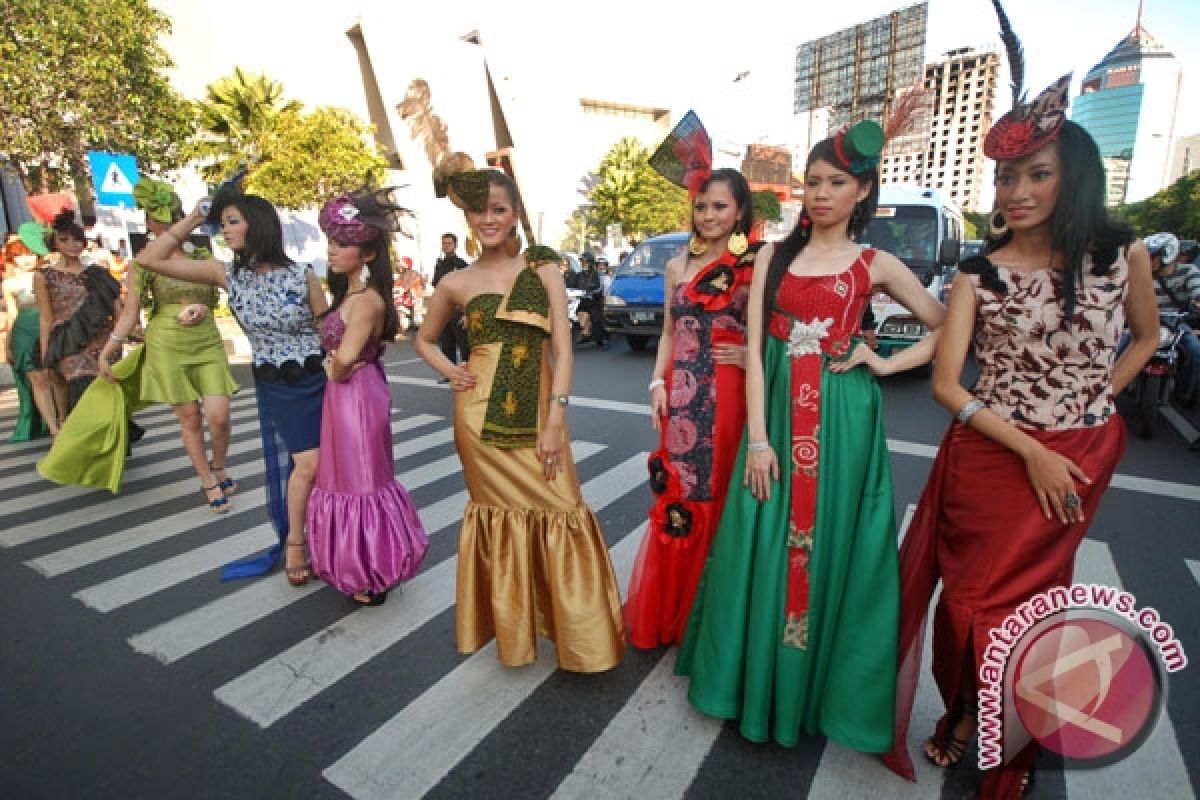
left=284, top=541, right=311, bottom=586
left=210, top=461, right=237, bottom=495
left=203, top=484, right=229, bottom=514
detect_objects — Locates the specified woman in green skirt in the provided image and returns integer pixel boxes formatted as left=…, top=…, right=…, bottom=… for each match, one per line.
left=38, top=179, right=238, bottom=504
left=676, top=121, right=944, bottom=751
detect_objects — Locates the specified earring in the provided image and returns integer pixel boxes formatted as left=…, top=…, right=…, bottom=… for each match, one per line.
left=688, top=235, right=707, bottom=256
left=989, top=209, right=1008, bottom=238
left=360, top=265, right=370, bottom=286
left=505, top=227, right=521, bottom=258
left=727, top=231, right=748, bottom=257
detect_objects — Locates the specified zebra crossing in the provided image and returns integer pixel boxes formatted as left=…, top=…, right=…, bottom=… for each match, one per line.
left=1, top=383, right=1197, bottom=800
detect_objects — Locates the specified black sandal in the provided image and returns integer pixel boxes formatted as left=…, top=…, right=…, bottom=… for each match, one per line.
left=923, top=699, right=975, bottom=769
left=352, top=590, right=388, bottom=607
left=202, top=484, right=229, bottom=514
left=210, top=461, right=237, bottom=495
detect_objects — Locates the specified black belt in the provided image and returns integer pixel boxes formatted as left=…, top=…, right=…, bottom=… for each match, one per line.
left=253, top=354, right=325, bottom=384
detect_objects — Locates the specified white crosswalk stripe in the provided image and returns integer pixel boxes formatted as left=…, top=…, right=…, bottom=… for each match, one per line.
left=213, top=443, right=622, bottom=729
left=1, top=384, right=1196, bottom=800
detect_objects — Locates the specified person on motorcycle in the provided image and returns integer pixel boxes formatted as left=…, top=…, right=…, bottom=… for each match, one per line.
left=577, top=252, right=609, bottom=348
left=1179, top=239, right=1199, bottom=267
left=1145, top=232, right=1200, bottom=407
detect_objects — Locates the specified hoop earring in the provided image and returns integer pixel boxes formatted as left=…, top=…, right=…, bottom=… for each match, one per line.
left=727, top=230, right=748, bottom=257
left=505, top=227, right=521, bottom=258
left=989, top=209, right=1008, bottom=238
left=688, top=235, right=707, bottom=256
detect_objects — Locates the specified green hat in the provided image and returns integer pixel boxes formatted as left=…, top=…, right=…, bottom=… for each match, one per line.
left=17, top=221, right=50, bottom=256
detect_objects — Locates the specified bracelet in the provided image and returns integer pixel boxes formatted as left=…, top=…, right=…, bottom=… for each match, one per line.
left=956, top=399, right=985, bottom=425
left=648, top=378, right=665, bottom=392
left=747, top=441, right=772, bottom=453
left=109, top=333, right=127, bottom=344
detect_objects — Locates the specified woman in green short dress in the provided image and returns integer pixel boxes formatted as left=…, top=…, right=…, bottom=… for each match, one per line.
left=38, top=179, right=238, bottom=503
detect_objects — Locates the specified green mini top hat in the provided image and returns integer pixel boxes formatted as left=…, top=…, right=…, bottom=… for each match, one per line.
left=833, top=119, right=885, bottom=175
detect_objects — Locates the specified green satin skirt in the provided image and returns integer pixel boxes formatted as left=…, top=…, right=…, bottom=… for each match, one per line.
left=676, top=335, right=899, bottom=752
left=8, top=307, right=49, bottom=442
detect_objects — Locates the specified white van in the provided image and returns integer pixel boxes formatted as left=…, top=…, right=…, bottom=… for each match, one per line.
left=861, top=186, right=963, bottom=363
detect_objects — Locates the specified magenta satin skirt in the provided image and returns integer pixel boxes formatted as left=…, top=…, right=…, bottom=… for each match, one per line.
left=307, top=361, right=429, bottom=595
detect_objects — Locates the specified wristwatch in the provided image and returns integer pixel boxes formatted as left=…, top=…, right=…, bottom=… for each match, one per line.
left=551, top=393, right=569, bottom=407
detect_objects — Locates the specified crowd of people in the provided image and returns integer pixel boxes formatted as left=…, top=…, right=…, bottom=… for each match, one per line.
left=0, top=3, right=1180, bottom=796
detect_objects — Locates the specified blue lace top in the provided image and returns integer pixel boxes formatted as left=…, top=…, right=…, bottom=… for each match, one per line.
left=224, top=261, right=323, bottom=367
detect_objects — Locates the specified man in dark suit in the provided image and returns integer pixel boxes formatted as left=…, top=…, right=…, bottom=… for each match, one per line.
left=433, top=232, right=469, bottom=373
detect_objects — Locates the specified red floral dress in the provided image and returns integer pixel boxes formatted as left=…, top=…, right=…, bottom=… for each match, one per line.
left=626, top=245, right=758, bottom=649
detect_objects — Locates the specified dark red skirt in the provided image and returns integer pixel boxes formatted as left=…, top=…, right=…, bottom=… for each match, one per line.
left=883, top=416, right=1127, bottom=798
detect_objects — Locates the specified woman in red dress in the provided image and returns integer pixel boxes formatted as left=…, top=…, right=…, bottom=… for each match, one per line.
left=883, top=7, right=1159, bottom=795
left=625, top=163, right=760, bottom=649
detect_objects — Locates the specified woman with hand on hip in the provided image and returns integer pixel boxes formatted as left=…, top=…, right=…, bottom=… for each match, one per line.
left=884, top=5, right=1158, bottom=795
left=415, top=162, right=624, bottom=673
left=625, top=114, right=763, bottom=650
left=136, top=184, right=326, bottom=585
left=676, top=119, right=945, bottom=751
left=306, top=188, right=428, bottom=606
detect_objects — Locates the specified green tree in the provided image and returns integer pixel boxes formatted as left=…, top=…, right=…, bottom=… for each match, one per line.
left=249, top=107, right=389, bottom=208
left=752, top=191, right=782, bottom=223
left=1115, top=171, right=1200, bottom=239
left=0, top=0, right=196, bottom=203
left=587, top=138, right=690, bottom=240
left=189, top=68, right=303, bottom=183
left=963, top=210, right=989, bottom=240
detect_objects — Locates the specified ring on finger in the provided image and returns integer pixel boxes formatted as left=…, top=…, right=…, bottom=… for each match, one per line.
left=1065, top=492, right=1082, bottom=510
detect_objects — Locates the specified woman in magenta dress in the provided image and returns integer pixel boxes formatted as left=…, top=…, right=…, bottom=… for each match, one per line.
left=626, top=160, right=761, bottom=649
left=306, top=188, right=429, bottom=606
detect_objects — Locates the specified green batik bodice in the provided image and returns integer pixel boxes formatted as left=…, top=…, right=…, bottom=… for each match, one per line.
left=136, top=262, right=219, bottom=317
left=464, top=268, right=551, bottom=448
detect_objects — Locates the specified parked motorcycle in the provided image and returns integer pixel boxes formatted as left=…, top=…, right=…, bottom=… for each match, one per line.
left=1128, top=310, right=1192, bottom=439
left=566, top=286, right=607, bottom=347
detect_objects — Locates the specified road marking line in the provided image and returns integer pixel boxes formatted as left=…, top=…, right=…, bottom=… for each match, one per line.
left=214, top=448, right=640, bottom=730
left=1160, top=405, right=1200, bottom=446
left=1, top=394, right=261, bottom=466
left=10, top=414, right=439, bottom=554
left=1, top=406, right=262, bottom=489
left=1188, top=559, right=1200, bottom=590
left=75, top=525, right=277, bottom=612
left=321, top=522, right=644, bottom=800
left=1064, top=540, right=1197, bottom=799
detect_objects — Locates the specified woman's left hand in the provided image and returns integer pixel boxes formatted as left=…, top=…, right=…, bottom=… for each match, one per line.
left=537, top=422, right=565, bottom=481
left=713, top=343, right=747, bottom=368
left=176, top=303, right=209, bottom=326
left=828, top=341, right=889, bottom=375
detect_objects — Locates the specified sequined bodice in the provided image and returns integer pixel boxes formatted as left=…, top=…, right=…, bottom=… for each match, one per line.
left=767, top=251, right=873, bottom=357
left=319, top=307, right=384, bottom=363
left=137, top=263, right=218, bottom=312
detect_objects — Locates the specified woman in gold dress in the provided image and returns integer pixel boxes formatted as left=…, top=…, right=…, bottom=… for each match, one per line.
left=414, top=167, right=625, bottom=673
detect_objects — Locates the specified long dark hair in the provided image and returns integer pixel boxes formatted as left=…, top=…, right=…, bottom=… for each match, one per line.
left=692, top=168, right=754, bottom=242
left=979, top=121, right=1133, bottom=318
left=325, top=239, right=399, bottom=342
left=49, top=210, right=85, bottom=251
left=762, top=138, right=880, bottom=308
left=212, top=193, right=293, bottom=271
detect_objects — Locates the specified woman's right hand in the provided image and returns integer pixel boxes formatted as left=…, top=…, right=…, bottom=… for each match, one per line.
left=98, top=347, right=118, bottom=383
left=1022, top=442, right=1091, bottom=525
left=650, top=384, right=667, bottom=431
left=443, top=363, right=477, bottom=392
left=744, top=443, right=779, bottom=502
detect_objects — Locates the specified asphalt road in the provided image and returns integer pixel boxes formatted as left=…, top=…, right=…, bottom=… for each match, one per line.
left=0, top=336, right=1196, bottom=800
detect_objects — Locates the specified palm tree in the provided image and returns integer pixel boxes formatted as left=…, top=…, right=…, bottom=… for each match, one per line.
left=189, top=68, right=302, bottom=182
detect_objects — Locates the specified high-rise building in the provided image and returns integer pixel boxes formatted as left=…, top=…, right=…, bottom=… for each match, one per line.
left=879, top=48, right=999, bottom=212
left=793, top=2, right=929, bottom=155
left=1072, top=19, right=1182, bottom=205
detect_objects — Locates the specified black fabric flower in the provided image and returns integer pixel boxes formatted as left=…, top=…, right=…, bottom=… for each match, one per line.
left=664, top=503, right=693, bottom=538
left=648, top=456, right=669, bottom=495
left=694, top=265, right=735, bottom=296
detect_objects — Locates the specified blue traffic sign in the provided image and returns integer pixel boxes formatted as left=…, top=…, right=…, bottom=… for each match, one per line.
left=87, top=151, right=139, bottom=207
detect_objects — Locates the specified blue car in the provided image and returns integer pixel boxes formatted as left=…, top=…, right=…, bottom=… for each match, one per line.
left=603, top=232, right=688, bottom=351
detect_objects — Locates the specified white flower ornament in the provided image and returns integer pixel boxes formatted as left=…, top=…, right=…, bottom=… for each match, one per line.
left=337, top=205, right=360, bottom=223
left=787, top=318, right=834, bottom=357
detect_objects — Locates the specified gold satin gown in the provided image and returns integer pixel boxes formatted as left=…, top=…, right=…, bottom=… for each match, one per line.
left=452, top=268, right=625, bottom=673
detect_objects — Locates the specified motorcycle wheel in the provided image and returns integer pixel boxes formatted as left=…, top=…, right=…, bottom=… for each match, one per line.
left=626, top=334, right=651, bottom=352
left=1137, top=373, right=1162, bottom=439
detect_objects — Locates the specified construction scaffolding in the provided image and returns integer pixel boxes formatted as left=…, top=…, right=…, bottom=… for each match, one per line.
left=794, top=2, right=929, bottom=153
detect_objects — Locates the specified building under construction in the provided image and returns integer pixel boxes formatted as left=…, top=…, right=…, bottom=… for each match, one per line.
left=793, top=1, right=929, bottom=154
